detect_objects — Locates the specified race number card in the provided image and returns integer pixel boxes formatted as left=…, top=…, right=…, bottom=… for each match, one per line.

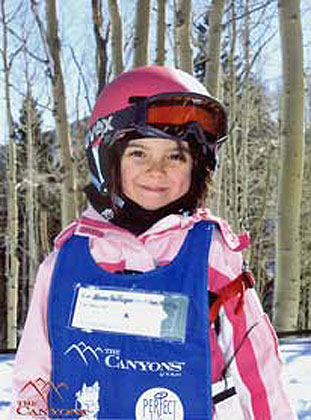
left=70, top=285, right=189, bottom=343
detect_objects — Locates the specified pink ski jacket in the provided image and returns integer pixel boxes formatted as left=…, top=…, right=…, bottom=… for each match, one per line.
left=12, top=207, right=295, bottom=419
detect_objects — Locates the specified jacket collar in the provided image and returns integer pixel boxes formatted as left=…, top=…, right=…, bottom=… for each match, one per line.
left=54, top=205, right=249, bottom=252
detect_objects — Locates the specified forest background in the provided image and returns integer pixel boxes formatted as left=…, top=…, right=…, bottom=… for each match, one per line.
left=0, top=0, right=310, bottom=350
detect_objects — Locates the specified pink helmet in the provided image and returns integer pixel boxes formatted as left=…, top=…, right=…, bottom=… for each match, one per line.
left=86, top=66, right=227, bottom=193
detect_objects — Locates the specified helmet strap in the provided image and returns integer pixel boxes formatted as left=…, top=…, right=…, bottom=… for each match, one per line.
left=84, top=183, right=197, bottom=235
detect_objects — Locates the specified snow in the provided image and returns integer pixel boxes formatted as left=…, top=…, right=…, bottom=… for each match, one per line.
left=0, top=353, right=14, bottom=419
left=279, top=338, right=311, bottom=419
left=1, top=337, right=310, bottom=419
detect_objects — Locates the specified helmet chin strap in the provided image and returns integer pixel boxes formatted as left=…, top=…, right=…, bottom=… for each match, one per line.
left=84, top=182, right=197, bottom=235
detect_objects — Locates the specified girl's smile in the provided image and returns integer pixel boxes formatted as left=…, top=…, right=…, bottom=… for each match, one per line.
left=121, top=138, right=193, bottom=210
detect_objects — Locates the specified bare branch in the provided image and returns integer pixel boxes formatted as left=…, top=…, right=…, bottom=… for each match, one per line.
left=224, top=0, right=277, bottom=26
left=239, top=30, right=278, bottom=88
left=4, top=24, right=47, bottom=64
left=68, top=45, right=92, bottom=114
left=30, top=0, right=53, bottom=79
left=1, top=0, right=24, bottom=25
left=9, top=82, right=54, bottom=113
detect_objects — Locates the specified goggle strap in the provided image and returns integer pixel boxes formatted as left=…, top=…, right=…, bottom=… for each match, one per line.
left=129, top=96, right=149, bottom=125
left=90, top=173, right=103, bottom=192
left=216, top=135, right=229, bottom=146
left=91, top=145, right=106, bottom=186
left=131, top=123, right=217, bottom=156
left=133, top=123, right=182, bottom=141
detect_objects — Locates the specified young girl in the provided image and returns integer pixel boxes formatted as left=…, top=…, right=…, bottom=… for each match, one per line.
left=12, top=66, right=295, bottom=419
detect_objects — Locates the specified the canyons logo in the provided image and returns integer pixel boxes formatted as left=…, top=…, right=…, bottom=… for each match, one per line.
left=16, top=377, right=88, bottom=417
left=19, top=377, right=67, bottom=402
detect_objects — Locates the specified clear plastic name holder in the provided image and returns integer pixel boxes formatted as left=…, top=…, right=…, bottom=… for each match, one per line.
left=69, top=284, right=189, bottom=343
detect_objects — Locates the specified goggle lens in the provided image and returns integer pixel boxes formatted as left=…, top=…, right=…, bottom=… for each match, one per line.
left=144, top=95, right=226, bottom=141
left=147, top=105, right=219, bottom=139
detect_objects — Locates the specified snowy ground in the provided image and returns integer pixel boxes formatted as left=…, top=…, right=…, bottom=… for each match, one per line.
left=1, top=337, right=310, bottom=419
left=279, top=337, right=311, bottom=419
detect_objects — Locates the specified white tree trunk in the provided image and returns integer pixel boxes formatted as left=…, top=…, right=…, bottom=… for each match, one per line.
left=240, top=0, right=250, bottom=228
left=274, top=0, right=305, bottom=331
left=302, top=71, right=311, bottom=329
left=108, top=0, right=124, bottom=76
left=45, top=0, right=77, bottom=227
left=204, top=0, right=225, bottom=217
left=155, top=0, right=166, bottom=66
left=92, top=0, right=108, bottom=94
left=227, top=2, right=238, bottom=231
left=39, top=209, right=50, bottom=257
left=1, top=0, right=19, bottom=348
left=174, top=0, right=192, bottom=73
left=205, top=0, right=225, bottom=96
left=26, top=91, right=38, bottom=299
left=133, top=0, right=151, bottom=67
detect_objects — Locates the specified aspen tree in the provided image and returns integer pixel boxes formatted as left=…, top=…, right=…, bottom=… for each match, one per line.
left=92, top=0, right=109, bottom=94
left=275, top=0, right=305, bottom=331
left=307, top=151, right=311, bottom=330
left=34, top=0, right=78, bottom=228
left=0, top=146, right=7, bottom=347
left=39, top=210, right=50, bottom=256
left=133, top=0, right=151, bottom=67
left=205, top=0, right=225, bottom=96
left=174, top=0, right=192, bottom=73
left=25, top=90, right=38, bottom=300
left=155, top=0, right=166, bottom=66
left=1, top=0, right=19, bottom=349
left=227, top=1, right=238, bottom=231
left=172, top=0, right=178, bottom=68
left=249, top=144, right=273, bottom=269
left=304, top=71, right=311, bottom=329
left=204, top=0, right=225, bottom=216
left=240, top=0, right=251, bottom=228
left=300, top=77, right=311, bottom=329
left=108, top=0, right=124, bottom=76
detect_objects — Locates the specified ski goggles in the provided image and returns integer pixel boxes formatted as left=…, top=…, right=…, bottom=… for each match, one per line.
left=86, top=92, right=228, bottom=152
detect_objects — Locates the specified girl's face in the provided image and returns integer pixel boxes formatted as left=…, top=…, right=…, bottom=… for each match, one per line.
left=120, top=138, right=193, bottom=210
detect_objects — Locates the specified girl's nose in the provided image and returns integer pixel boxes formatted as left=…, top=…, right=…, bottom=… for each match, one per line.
left=147, top=157, right=166, bottom=173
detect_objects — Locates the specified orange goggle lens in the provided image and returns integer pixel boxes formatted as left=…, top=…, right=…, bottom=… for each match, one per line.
left=146, top=102, right=225, bottom=140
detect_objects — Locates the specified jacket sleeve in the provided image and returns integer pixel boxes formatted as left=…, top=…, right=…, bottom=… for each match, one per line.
left=209, top=229, right=296, bottom=419
left=11, top=252, right=57, bottom=419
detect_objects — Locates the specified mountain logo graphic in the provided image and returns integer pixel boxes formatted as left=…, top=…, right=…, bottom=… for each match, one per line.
left=19, top=378, right=68, bottom=402
left=64, top=341, right=103, bottom=365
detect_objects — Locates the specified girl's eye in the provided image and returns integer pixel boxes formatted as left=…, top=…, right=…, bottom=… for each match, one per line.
left=168, top=152, right=186, bottom=162
left=127, top=149, right=145, bottom=158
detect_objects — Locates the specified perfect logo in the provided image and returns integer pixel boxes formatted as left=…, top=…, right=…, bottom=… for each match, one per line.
left=135, top=387, right=184, bottom=420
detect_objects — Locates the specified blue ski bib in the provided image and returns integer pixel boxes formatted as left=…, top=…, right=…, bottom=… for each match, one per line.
left=48, top=221, right=214, bottom=419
